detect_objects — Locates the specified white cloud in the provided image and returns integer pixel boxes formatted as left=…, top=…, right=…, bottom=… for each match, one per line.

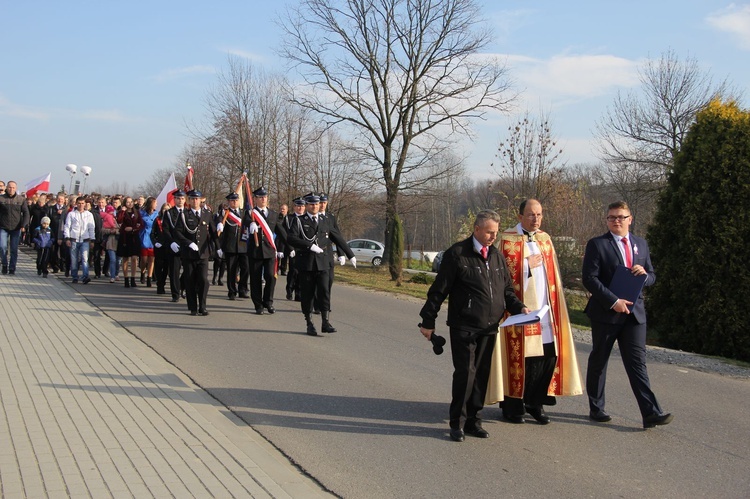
left=707, top=3, right=750, bottom=50
left=0, top=94, right=50, bottom=121
left=153, top=65, right=215, bottom=83
left=0, top=94, right=132, bottom=123
left=511, top=53, right=640, bottom=101
left=221, top=47, right=266, bottom=62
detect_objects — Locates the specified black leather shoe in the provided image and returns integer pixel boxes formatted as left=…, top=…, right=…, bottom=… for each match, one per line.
left=589, top=411, right=612, bottom=423
left=239, top=292, right=249, bottom=299
left=265, top=306, right=275, bottom=314
left=449, top=429, right=465, bottom=442
left=199, top=310, right=209, bottom=316
left=255, top=308, right=264, bottom=315
left=228, top=295, right=236, bottom=300
left=190, top=310, right=197, bottom=316
left=503, top=413, right=525, bottom=424
left=217, top=280, right=223, bottom=286
left=286, top=293, right=293, bottom=300
left=306, top=322, right=318, bottom=336
left=171, top=296, right=179, bottom=302
left=321, top=322, right=337, bottom=333
left=464, top=425, right=489, bottom=438
left=643, top=413, right=673, bottom=429
left=526, top=407, right=550, bottom=425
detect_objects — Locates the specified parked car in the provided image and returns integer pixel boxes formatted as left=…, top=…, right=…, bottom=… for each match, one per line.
left=347, top=239, right=385, bottom=266
left=431, top=251, right=444, bottom=272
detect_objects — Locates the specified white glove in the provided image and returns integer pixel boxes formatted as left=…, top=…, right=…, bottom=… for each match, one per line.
left=154, top=242, right=162, bottom=248
left=170, top=242, right=180, bottom=253
left=338, top=255, right=346, bottom=265
left=217, top=249, right=224, bottom=258
left=289, top=249, right=295, bottom=258
left=248, top=222, right=258, bottom=234
left=276, top=252, right=284, bottom=259
left=350, top=257, right=357, bottom=268
left=189, top=242, right=199, bottom=252
left=216, top=222, right=224, bottom=232
left=310, top=244, right=324, bottom=254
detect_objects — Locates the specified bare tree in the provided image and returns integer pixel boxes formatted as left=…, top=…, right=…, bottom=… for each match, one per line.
left=492, top=109, right=566, bottom=206
left=279, top=0, right=515, bottom=280
left=595, top=49, right=734, bottom=181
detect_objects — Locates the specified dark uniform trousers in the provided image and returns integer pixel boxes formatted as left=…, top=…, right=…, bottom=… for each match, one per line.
left=449, top=329, right=496, bottom=430
left=226, top=252, right=248, bottom=297
left=172, top=209, right=216, bottom=313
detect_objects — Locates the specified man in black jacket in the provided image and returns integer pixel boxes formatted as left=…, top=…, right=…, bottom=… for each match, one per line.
left=419, top=210, right=528, bottom=442
left=0, top=181, right=30, bottom=275
left=171, top=190, right=218, bottom=316
left=287, top=194, right=355, bottom=335
left=246, top=187, right=286, bottom=315
left=216, top=192, right=250, bottom=301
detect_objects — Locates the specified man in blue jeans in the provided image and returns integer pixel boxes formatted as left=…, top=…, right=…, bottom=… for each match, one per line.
left=63, top=196, right=96, bottom=284
left=0, top=181, right=30, bottom=275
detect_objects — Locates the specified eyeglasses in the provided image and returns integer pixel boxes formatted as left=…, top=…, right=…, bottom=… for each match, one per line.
left=606, top=215, right=631, bottom=222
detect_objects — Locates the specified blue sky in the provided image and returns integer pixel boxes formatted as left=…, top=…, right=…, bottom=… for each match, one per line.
left=1, top=1, right=748, bottom=193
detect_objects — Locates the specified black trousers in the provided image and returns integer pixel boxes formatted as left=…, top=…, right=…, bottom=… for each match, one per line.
left=587, top=316, right=662, bottom=418
left=248, top=256, right=276, bottom=308
left=285, top=258, right=300, bottom=299
left=449, top=328, right=496, bottom=430
left=182, top=258, right=209, bottom=312
left=36, top=247, right=51, bottom=274
left=503, top=342, right=557, bottom=416
left=299, top=269, right=330, bottom=315
left=154, top=250, right=169, bottom=291
left=168, top=253, right=183, bottom=299
left=225, top=252, right=248, bottom=297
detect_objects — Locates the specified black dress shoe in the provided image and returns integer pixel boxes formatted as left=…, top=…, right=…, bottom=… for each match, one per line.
left=190, top=310, right=197, bottom=316
left=239, top=292, right=249, bottom=299
left=217, top=280, right=223, bottom=286
left=589, top=411, right=612, bottom=423
left=199, top=310, right=209, bottom=316
left=286, top=293, right=293, bottom=300
left=171, top=296, right=179, bottom=302
left=255, top=308, right=264, bottom=315
left=464, top=425, right=489, bottom=438
left=449, top=429, right=465, bottom=442
left=643, top=412, right=673, bottom=429
left=503, top=413, right=525, bottom=424
left=321, top=322, right=337, bottom=333
left=306, top=322, right=318, bottom=336
left=526, top=407, right=550, bottom=425
left=228, top=295, right=236, bottom=300
left=265, top=306, right=275, bottom=314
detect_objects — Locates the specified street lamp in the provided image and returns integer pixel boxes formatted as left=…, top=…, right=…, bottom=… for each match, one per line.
left=65, top=164, right=77, bottom=194
left=79, top=166, right=92, bottom=194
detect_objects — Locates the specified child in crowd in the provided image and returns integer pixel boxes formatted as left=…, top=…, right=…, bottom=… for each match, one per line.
left=32, top=216, right=54, bottom=277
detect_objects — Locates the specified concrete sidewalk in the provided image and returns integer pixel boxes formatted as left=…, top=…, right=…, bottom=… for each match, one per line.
left=0, top=251, right=332, bottom=498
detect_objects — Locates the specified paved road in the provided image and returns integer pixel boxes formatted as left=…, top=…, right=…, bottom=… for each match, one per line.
left=77, top=272, right=750, bottom=498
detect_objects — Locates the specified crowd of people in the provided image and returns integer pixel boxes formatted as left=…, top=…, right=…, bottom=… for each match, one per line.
left=0, top=180, right=356, bottom=334
left=2, top=178, right=672, bottom=440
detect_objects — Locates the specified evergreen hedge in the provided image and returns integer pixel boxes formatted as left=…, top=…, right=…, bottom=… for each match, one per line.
left=647, top=100, right=750, bottom=361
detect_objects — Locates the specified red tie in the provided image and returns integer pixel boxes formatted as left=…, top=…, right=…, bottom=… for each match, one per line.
left=621, top=237, right=632, bottom=268
left=481, top=246, right=488, bottom=260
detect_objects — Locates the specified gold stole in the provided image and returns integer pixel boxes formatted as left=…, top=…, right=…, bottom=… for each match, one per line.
left=485, top=231, right=583, bottom=404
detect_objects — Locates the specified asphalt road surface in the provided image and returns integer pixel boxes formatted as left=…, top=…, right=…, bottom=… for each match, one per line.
left=78, top=274, right=750, bottom=498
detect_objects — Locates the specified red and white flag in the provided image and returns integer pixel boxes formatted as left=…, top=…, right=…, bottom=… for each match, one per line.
left=156, top=173, right=177, bottom=208
left=25, top=173, right=51, bottom=198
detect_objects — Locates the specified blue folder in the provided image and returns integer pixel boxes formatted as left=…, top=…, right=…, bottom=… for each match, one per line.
left=609, top=265, right=648, bottom=311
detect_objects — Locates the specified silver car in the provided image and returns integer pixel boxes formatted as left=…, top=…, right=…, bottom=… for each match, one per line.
left=347, top=239, right=384, bottom=266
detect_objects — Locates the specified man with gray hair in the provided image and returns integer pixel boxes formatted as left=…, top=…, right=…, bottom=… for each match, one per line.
left=419, top=210, right=529, bottom=442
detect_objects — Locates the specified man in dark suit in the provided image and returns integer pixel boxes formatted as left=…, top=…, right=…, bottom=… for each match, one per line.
left=287, top=194, right=356, bottom=336
left=162, top=190, right=186, bottom=302
left=283, top=197, right=306, bottom=301
left=171, top=190, right=218, bottom=316
left=582, top=200, right=673, bottom=429
left=419, top=210, right=529, bottom=442
left=246, top=187, right=287, bottom=315
left=216, top=192, right=250, bottom=300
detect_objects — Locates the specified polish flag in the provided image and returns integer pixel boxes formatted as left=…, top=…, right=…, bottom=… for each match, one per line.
left=156, top=173, right=177, bottom=208
left=25, top=173, right=51, bottom=198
